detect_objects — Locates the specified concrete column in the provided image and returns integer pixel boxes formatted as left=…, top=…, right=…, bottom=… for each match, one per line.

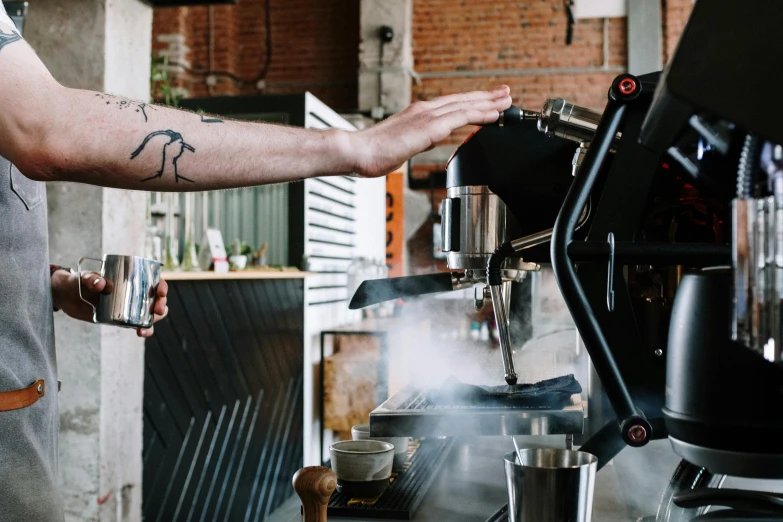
left=25, top=1, right=151, bottom=521
left=358, top=0, right=413, bottom=114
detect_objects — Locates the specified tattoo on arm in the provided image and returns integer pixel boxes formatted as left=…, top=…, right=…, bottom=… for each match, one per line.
left=0, top=31, right=21, bottom=53
left=130, top=130, right=196, bottom=183
left=200, top=113, right=223, bottom=124
left=95, top=94, right=157, bottom=122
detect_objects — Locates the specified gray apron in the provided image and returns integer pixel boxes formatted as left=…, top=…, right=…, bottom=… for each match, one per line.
left=0, top=154, right=63, bottom=520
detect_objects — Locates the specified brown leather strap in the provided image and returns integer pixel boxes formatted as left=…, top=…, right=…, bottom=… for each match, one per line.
left=0, top=380, right=45, bottom=412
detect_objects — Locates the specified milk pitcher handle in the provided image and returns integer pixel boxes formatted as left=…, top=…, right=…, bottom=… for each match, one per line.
left=77, top=257, right=104, bottom=310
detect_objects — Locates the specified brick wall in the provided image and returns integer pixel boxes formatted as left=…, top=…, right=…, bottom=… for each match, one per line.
left=152, top=0, right=360, bottom=110
left=152, top=1, right=693, bottom=114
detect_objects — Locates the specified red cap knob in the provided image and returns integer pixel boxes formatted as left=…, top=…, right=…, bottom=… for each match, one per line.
left=619, top=78, right=637, bottom=95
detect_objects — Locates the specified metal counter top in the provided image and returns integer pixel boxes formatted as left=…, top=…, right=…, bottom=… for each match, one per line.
left=369, top=386, right=584, bottom=438
left=271, top=436, right=686, bottom=522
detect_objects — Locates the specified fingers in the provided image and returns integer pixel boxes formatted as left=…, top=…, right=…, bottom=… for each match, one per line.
left=436, top=108, right=504, bottom=134
left=137, top=326, right=154, bottom=338
left=153, top=298, right=168, bottom=319
left=425, top=85, right=510, bottom=109
left=432, top=95, right=512, bottom=118
left=79, top=272, right=108, bottom=303
left=157, top=278, right=169, bottom=298
left=138, top=305, right=169, bottom=337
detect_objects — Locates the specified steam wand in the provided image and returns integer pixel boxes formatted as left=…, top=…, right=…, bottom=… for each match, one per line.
left=487, top=228, right=555, bottom=385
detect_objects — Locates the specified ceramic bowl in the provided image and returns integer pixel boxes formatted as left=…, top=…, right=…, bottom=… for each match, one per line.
left=329, top=440, right=394, bottom=498
left=351, top=424, right=410, bottom=469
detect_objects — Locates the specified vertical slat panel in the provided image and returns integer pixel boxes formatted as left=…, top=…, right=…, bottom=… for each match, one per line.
left=177, top=186, right=289, bottom=266
left=143, top=278, right=304, bottom=521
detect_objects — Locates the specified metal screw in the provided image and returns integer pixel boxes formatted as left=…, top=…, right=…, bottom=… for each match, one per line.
left=37, top=383, right=43, bottom=394
left=654, top=348, right=663, bottom=356
left=628, top=425, right=647, bottom=443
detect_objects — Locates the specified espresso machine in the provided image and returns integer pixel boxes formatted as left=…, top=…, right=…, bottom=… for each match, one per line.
left=350, top=1, right=783, bottom=519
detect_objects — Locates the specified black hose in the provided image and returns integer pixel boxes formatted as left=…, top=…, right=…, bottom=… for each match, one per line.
left=486, top=242, right=514, bottom=286
left=737, top=134, right=760, bottom=198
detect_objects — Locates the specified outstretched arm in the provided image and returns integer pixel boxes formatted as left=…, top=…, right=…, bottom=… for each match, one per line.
left=0, top=22, right=511, bottom=190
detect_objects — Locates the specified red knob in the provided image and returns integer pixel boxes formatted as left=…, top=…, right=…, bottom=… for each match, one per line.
left=619, top=78, right=637, bottom=95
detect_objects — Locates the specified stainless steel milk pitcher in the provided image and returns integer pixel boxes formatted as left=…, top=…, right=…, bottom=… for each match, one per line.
left=78, top=255, right=162, bottom=329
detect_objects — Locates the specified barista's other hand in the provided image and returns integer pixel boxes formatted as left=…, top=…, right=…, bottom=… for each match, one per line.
left=50, top=271, right=169, bottom=337
left=347, top=85, right=512, bottom=178
left=137, top=277, right=168, bottom=339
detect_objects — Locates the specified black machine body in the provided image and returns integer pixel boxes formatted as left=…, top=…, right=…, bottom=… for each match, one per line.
left=666, top=270, right=783, bottom=478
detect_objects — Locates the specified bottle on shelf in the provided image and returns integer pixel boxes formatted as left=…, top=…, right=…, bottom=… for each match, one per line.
left=479, top=321, right=490, bottom=342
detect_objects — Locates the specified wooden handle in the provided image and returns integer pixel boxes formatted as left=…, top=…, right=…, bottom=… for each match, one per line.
left=292, top=466, right=337, bottom=522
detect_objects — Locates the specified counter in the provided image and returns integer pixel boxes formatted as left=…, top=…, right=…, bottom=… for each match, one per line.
left=161, top=269, right=311, bottom=280
left=142, top=269, right=309, bottom=521
left=271, top=436, right=684, bottom=522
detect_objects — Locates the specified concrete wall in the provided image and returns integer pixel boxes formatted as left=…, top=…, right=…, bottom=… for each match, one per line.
left=25, top=1, right=151, bottom=520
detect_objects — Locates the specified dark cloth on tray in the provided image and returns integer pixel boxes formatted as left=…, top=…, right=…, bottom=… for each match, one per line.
left=425, top=374, right=582, bottom=409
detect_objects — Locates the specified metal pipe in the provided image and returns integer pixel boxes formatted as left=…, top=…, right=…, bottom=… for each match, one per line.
left=490, top=284, right=517, bottom=385
left=550, top=94, right=642, bottom=431
left=568, top=242, right=731, bottom=266
left=510, top=228, right=553, bottom=251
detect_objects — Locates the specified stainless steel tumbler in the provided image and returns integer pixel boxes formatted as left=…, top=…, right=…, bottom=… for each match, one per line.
left=78, top=255, right=162, bottom=329
left=503, top=448, right=597, bottom=522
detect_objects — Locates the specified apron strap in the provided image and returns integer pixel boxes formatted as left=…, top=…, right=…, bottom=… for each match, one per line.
left=0, top=380, right=45, bottom=412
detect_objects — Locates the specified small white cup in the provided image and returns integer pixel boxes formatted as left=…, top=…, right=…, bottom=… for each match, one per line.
left=351, top=424, right=410, bottom=468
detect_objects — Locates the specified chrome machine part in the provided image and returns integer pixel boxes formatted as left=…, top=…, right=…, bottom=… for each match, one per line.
left=369, top=385, right=584, bottom=438
left=441, top=185, right=532, bottom=272
left=510, top=228, right=554, bottom=251
left=732, top=141, right=783, bottom=362
left=491, top=283, right=517, bottom=385
left=572, top=142, right=589, bottom=177
left=539, top=98, right=605, bottom=144
left=655, top=460, right=725, bottom=522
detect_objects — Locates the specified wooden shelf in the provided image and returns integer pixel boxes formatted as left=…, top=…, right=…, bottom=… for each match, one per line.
left=162, top=270, right=312, bottom=281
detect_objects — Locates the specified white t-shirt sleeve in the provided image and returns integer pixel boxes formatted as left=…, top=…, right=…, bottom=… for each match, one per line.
left=0, top=4, right=19, bottom=34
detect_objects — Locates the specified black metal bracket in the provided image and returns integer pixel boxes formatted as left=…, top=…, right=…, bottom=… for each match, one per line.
left=551, top=74, right=653, bottom=448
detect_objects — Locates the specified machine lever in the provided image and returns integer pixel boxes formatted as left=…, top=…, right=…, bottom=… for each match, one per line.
left=348, top=272, right=470, bottom=310
left=606, top=232, right=615, bottom=312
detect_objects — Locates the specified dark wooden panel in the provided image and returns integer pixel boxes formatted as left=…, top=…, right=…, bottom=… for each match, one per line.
left=144, top=278, right=305, bottom=522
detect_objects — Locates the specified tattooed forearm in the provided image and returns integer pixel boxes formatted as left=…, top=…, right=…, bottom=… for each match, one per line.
left=95, top=93, right=157, bottom=122
left=200, top=113, right=223, bottom=124
left=130, top=130, right=196, bottom=183
left=0, top=31, right=21, bottom=54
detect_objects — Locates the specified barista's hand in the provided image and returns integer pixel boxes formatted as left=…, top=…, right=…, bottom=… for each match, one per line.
left=51, top=271, right=169, bottom=338
left=348, top=85, right=512, bottom=178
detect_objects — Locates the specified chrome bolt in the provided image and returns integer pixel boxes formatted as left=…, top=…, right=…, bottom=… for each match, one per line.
left=654, top=349, right=663, bottom=356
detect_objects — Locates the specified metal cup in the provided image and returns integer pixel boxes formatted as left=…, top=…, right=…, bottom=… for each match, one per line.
left=78, top=255, right=162, bottom=329
left=503, top=448, right=597, bottom=522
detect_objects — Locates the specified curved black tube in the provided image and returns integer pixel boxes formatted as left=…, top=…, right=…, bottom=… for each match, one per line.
left=550, top=97, right=644, bottom=434
left=674, top=488, right=783, bottom=515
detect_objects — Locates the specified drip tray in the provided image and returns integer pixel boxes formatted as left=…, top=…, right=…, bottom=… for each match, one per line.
left=327, top=438, right=454, bottom=519
left=369, top=385, right=584, bottom=437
